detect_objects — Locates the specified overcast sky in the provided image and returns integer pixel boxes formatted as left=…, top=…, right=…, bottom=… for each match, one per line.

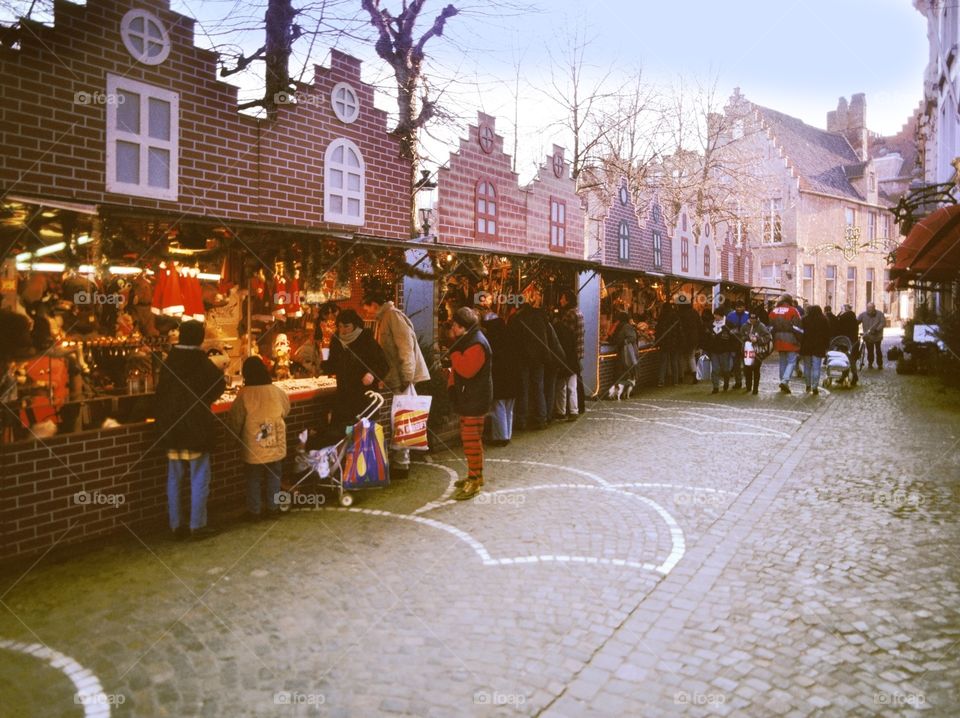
left=174, top=0, right=929, bottom=181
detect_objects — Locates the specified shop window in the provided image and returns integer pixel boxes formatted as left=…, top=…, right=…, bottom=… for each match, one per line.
left=105, top=75, right=178, bottom=200
left=476, top=180, right=498, bottom=239
left=762, top=198, right=782, bottom=243
left=618, top=221, right=629, bottom=261
left=331, top=82, right=360, bottom=123
left=324, top=138, right=365, bottom=225
left=802, top=264, right=814, bottom=303
left=120, top=9, right=171, bottom=65
left=703, top=245, right=711, bottom=276
left=866, top=267, right=875, bottom=304
left=681, top=237, right=689, bottom=272
left=549, top=197, right=565, bottom=249
left=846, top=266, right=857, bottom=307
left=652, top=230, right=662, bottom=268
left=825, top=265, right=837, bottom=307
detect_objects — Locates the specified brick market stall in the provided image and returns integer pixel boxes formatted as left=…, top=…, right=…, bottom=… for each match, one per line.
left=1, top=384, right=394, bottom=566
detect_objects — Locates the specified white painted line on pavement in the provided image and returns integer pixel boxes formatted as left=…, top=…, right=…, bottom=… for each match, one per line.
left=411, top=462, right=460, bottom=515
left=0, top=639, right=111, bottom=718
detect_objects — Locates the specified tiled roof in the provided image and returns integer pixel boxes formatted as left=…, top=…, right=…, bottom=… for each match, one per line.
left=753, top=105, right=864, bottom=201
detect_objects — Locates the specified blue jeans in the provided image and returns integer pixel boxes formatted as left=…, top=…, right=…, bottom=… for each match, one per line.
left=778, top=352, right=798, bottom=384
left=517, top=363, right=546, bottom=428
left=245, top=460, right=283, bottom=515
left=489, top=398, right=515, bottom=440
left=711, top=352, right=733, bottom=388
left=802, top=355, right=823, bottom=389
left=167, top=454, right=211, bottom=531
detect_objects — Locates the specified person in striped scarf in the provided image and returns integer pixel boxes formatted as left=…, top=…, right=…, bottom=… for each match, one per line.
left=446, top=307, right=494, bottom=501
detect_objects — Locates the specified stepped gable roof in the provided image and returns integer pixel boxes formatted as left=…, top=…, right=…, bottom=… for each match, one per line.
left=754, top=104, right=864, bottom=201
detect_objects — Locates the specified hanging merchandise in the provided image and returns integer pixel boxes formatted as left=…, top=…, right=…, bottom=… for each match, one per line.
left=151, top=262, right=185, bottom=317
left=272, top=262, right=288, bottom=320
left=288, top=267, right=303, bottom=318
left=181, top=266, right=206, bottom=322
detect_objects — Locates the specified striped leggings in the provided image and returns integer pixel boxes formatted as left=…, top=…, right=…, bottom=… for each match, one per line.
left=460, top=415, right=485, bottom=481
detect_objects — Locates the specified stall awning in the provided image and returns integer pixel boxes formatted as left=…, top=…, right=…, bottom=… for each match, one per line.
left=890, top=204, right=960, bottom=284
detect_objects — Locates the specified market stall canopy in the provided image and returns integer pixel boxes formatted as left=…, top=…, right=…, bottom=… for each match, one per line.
left=890, top=204, right=960, bottom=284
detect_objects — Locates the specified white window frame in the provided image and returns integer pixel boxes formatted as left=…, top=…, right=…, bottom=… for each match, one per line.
left=549, top=197, right=566, bottom=248
left=330, top=82, right=360, bottom=124
left=324, top=138, right=365, bottom=225
left=120, top=9, right=171, bottom=66
left=762, top=198, right=783, bottom=244
left=105, top=74, right=178, bottom=201
left=652, top=230, right=662, bottom=268
left=618, top=221, right=630, bottom=261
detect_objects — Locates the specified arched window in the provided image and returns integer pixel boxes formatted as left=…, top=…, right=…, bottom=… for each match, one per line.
left=704, top=245, right=711, bottom=276
left=476, top=180, right=497, bottom=239
left=652, top=230, right=662, bottom=268
left=681, top=237, right=689, bottom=272
left=324, top=139, right=365, bottom=225
left=681, top=213, right=687, bottom=232
left=618, top=221, right=630, bottom=261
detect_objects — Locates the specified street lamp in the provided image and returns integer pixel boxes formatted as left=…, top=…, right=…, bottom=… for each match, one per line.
left=418, top=207, right=434, bottom=237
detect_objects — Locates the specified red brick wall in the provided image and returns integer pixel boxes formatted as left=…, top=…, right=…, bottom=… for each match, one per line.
left=0, top=0, right=410, bottom=239
left=523, top=145, right=585, bottom=258
left=0, top=391, right=394, bottom=565
left=436, top=112, right=529, bottom=254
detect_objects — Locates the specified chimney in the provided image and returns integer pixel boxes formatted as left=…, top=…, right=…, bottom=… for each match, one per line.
left=847, top=93, right=868, bottom=161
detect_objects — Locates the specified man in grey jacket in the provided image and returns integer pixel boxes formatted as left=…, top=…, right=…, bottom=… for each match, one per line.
left=858, top=302, right=886, bottom=369
left=362, top=289, right=430, bottom=478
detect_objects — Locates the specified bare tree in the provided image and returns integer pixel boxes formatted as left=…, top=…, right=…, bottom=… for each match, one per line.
left=361, top=0, right=459, bottom=233
left=656, top=76, right=771, bottom=246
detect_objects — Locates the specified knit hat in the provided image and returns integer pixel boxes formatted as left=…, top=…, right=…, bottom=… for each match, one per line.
left=179, top=320, right=205, bottom=346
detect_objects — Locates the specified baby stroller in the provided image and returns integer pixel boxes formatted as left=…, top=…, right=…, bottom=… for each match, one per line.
left=282, top=391, right=386, bottom=510
left=823, top=337, right=860, bottom=389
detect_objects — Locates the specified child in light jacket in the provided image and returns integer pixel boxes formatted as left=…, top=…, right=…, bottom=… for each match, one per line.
left=228, top=357, right=291, bottom=519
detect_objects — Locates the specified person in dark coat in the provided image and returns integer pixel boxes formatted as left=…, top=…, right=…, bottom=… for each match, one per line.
left=702, top=308, right=739, bottom=394
left=481, top=308, right=521, bottom=445
left=656, top=301, right=686, bottom=387
left=725, top=300, right=751, bottom=388
left=607, top=311, right=639, bottom=399
left=322, top=309, right=389, bottom=430
left=509, top=298, right=555, bottom=430
left=799, top=305, right=831, bottom=395
left=447, top=307, right=493, bottom=501
left=155, top=320, right=227, bottom=540
left=834, top=303, right=861, bottom=385
left=678, top=304, right=703, bottom=385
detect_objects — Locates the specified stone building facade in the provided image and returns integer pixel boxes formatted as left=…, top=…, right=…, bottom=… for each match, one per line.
left=716, top=90, right=896, bottom=315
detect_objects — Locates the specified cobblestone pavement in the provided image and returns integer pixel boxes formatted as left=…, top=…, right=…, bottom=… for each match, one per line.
left=2, top=349, right=959, bottom=717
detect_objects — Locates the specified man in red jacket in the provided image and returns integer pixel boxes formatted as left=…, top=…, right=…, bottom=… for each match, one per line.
left=768, top=294, right=803, bottom=394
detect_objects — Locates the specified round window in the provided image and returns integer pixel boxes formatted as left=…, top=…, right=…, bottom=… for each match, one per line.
left=479, top=125, right=495, bottom=154
left=552, top=152, right=564, bottom=178
left=121, top=10, right=171, bottom=66
left=331, top=82, right=360, bottom=123
left=619, top=185, right=629, bottom=205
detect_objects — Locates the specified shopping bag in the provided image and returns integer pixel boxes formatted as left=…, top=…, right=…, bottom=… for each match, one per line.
left=343, top=418, right=390, bottom=488
left=743, top=340, right=756, bottom=367
left=390, top=393, right=432, bottom=451
left=695, top=353, right=712, bottom=381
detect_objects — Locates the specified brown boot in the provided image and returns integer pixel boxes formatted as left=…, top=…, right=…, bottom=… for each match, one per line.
left=454, top=479, right=481, bottom=500
left=454, top=476, right=484, bottom=488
